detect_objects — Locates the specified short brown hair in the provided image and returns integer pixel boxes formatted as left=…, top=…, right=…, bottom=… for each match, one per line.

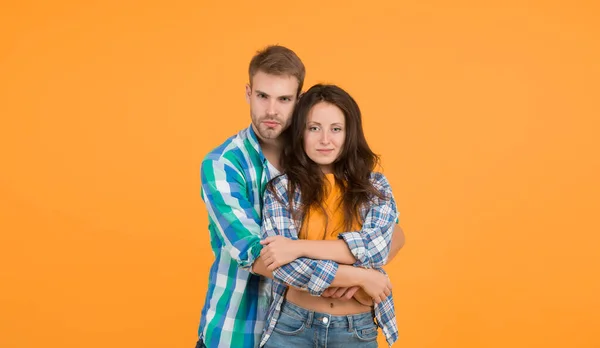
left=248, top=45, right=305, bottom=96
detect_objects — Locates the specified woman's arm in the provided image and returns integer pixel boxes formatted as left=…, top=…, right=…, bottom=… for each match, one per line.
left=261, top=172, right=401, bottom=269
left=254, top=179, right=342, bottom=296
left=260, top=223, right=405, bottom=267
left=336, top=172, right=399, bottom=268
left=255, top=178, right=392, bottom=302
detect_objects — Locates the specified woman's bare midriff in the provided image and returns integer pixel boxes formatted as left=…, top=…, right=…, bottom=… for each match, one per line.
left=286, top=287, right=373, bottom=315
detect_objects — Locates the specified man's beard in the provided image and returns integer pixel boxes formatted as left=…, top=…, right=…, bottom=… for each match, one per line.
left=253, top=114, right=286, bottom=140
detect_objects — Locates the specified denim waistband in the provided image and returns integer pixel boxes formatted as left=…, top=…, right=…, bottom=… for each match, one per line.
left=279, top=300, right=376, bottom=329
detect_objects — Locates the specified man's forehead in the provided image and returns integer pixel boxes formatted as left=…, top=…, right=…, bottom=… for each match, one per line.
left=251, top=72, right=298, bottom=95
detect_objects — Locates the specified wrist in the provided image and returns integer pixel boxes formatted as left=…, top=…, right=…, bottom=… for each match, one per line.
left=294, top=239, right=306, bottom=258
left=356, top=268, right=369, bottom=287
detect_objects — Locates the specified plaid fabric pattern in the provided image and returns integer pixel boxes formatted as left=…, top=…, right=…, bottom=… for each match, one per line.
left=259, top=172, right=400, bottom=347
left=198, top=125, right=279, bottom=348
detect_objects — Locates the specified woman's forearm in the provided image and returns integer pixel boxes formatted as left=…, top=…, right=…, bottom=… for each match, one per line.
left=296, top=239, right=357, bottom=264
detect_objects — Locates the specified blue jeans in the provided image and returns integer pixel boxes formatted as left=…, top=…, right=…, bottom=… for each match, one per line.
left=263, top=300, right=379, bottom=348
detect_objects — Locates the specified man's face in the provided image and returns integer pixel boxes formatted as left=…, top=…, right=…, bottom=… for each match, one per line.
left=246, top=71, right=299, bottom=142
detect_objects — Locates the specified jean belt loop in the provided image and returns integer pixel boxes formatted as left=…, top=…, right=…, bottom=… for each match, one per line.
left=306, top=309, right=314, bottom=328
left=347, top=314, right=354, bottom=332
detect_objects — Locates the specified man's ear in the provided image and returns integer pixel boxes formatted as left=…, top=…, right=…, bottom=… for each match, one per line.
left=245, top=84, right=251, bottom=104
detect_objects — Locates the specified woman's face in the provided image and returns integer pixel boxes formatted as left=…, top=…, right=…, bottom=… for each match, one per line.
left=303, top=102, right=346, bottom=174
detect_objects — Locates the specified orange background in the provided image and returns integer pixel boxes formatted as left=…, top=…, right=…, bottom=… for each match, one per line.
left=1, top=1, right=599, bottom=347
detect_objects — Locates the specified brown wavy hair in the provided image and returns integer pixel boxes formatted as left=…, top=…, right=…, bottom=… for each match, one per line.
left=271, top=84, right=384, bottom=232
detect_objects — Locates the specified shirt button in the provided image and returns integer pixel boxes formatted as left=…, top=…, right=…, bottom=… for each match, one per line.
left=322, top=317, right=329, bottom=324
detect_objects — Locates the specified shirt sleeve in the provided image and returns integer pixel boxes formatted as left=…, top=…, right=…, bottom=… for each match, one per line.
left=200, top=157, right=263, bottom=271
left=261, top=180, right=339, bottom=296
left=337, top=172, right=399, bottom=268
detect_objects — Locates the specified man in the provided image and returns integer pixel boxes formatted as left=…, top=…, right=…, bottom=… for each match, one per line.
left=195, top=45, right=305, bottom=348
left=196, top=45, right=405, bottom=348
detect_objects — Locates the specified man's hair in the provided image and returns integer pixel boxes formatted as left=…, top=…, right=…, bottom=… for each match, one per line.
left=248, top=45, right=305, bottom=96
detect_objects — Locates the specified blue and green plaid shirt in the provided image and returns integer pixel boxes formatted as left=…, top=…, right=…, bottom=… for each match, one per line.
left=259, top=172, right=400, bottom=347
left=198, top=125, right=279, bottom=348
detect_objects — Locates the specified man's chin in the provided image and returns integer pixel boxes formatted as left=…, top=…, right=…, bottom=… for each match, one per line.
left=257, top=128, right=282, bottom=140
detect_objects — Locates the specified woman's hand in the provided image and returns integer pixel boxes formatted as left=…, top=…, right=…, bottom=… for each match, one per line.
left=322, top=286, right=360, bottom=300
left=352, top=288, right=375, bottom=306
left=357, top=268, right=392, bottom=304
left=322, top=286, right=374, bottom=307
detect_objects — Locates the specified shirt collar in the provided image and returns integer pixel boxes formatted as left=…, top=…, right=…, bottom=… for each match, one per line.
left=246, top=124, right=268, bottom=165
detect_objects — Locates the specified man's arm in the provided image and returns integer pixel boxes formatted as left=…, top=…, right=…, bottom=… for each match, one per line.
left=252, top=255, right=274, bottom=279
left=200, top=157, right=263, bottom=271
left=386, top=225, right=405, bottom=265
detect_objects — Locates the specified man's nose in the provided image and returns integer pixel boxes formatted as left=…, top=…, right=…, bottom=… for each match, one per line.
left=266, top=100, right=277, bottom=115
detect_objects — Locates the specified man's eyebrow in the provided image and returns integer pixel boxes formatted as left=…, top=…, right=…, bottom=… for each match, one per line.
left=255, top=89, right=269, bottom=96
left=255, top=90, right=294, bottom=99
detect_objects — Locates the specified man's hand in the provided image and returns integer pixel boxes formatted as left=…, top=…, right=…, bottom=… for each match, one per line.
left=260, top=236, right=301, bottom=271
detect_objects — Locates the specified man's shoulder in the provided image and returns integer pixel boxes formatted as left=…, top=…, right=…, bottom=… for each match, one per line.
left=201, top=126, right=259, bottom=169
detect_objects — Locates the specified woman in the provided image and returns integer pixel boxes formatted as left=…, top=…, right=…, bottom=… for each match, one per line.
left=258, top=84, right=399, bottom=347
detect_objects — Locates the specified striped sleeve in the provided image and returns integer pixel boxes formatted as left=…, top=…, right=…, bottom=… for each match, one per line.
left=200, top=157, right=262, bottom=270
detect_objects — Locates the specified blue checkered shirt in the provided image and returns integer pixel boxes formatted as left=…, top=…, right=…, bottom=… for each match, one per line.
left=259, top=172, right=399, bottom=347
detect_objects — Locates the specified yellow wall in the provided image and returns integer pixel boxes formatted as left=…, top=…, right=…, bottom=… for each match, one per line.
left=1, top=1, right=599, bottom=347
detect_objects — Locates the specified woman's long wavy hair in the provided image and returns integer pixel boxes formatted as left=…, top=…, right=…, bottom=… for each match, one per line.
left=271, top=84, right=384, bottom=232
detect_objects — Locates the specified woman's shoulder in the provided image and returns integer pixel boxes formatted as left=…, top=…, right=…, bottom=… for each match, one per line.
left=368, top=171, right=393, bottom=198
left=368, top=171, right=390, bottom=185
left=265, top=174, right=304, bottom=209
left=266, top=173, right=294, bottom=200
left=269, top=173, right=289, bottom=188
